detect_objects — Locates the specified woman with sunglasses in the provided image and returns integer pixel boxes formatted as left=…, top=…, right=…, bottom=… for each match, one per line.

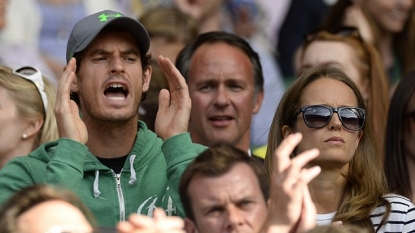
left=265, top=64, right=415, bottom=232
left=321, top=0, right=415, bottom=86
left=0, top=65, right=58, bottom=168
left=295, top=27, right=389, bottom=160
left=384, top=70, right=415, bottom=203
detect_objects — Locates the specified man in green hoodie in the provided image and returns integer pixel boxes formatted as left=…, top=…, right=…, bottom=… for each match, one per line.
left=0, top=10, right=205, bottom=226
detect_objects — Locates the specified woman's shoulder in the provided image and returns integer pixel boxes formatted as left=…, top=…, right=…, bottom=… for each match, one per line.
left=370, top=194, right=415, bottom=232
left=372, top=194, right=414, bottom=215
left=383, top=194, right=414, bottom=210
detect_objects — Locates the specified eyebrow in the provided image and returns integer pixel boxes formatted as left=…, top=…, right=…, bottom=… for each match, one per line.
left=194, top=77, right=247, bottom=85
left=194, top=79, right=217, bottom=86
left=120, top=49, right=140, bottom=56
left=88, top=48, right=140, bottom=57
left=299, top=64, right=312, bottom=72
left=199, top=194, right=257, bottom=211
left=200, top=203, right=223, bottom=213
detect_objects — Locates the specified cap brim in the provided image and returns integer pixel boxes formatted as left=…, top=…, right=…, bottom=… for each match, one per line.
left=70, top=17, right=150, bottom=61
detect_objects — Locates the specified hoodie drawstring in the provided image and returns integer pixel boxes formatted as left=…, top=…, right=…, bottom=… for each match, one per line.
left=92, top=154, right=136, bottom=198
left=93, top=170, right=101, bottom=198
left=128, top=154, right=137, bottom=185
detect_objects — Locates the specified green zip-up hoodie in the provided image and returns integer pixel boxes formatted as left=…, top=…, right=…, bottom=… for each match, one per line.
left=0, top=121, right=206, bottom=226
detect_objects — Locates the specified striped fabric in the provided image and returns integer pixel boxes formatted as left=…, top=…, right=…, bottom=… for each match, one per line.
left=370, top=194, right=415, bottom=233
left=316, top=194, right=415, bottom=232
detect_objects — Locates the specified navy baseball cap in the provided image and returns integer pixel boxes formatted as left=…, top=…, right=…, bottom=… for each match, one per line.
left=66, top=10, right=150, bottom=63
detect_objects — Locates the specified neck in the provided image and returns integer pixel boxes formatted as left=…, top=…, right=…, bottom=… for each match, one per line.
left=235, top=137, right=251, bottom=153
left=189, top=128, right=251, bottom=152
left=407, top=153, right=415, bottom=202
left=85, top=118, right=138, bottom=159
left=309, top=169, right=347, bottom=214
left=378, top=32, right=395, bottom=70
left=2, top=139, right=38, bottom=168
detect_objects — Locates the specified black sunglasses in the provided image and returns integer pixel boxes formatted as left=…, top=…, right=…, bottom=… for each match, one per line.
left=296, top=105, right=366, bottom=131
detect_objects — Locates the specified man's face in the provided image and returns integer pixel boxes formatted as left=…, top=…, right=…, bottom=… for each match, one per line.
left=72, top=31, right=151, bottom=123
left=187, top=42, right=263, bottom=150
left=185, top=163, right=268, bottom=233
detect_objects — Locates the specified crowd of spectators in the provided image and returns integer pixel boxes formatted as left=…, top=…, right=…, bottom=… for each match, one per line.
left=0, top=0, right=415, bottom=233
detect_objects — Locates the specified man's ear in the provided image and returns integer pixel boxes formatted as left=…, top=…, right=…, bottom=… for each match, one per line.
left=184, top=218, right=198, bottom=233
left=70, top=73, right=79, bottom=93
left=252, top=90, right=264, bottom=114
left=281, top=125, right=293, bottom=139
left=142, top=66, right=152, bottom=93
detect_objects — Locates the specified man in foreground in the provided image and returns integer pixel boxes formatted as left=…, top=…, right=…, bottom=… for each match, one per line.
left=179, top=133, right=321, bottom=233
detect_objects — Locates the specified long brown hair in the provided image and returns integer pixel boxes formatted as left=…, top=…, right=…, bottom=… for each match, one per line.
left=384, top=70, right=415, bottom=200
left=298, top=29, right=389, bottom=159
left=265, top=64, right=390, bottom=232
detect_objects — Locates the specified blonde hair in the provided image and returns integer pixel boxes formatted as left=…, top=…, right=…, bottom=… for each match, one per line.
left=0, top=66, right=58, bottom=149
left=265, top=64, right=390, bottom=232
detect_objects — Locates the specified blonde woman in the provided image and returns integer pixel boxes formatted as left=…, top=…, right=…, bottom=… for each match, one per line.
left=0, top=65, right=57, bottom=168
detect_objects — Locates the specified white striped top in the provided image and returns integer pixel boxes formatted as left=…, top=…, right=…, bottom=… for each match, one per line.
left=316, top=194, right=415, bottom=232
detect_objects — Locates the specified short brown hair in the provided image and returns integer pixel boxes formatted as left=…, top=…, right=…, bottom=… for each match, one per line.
left=0, top=184, right=97, bottom=232
left=179, top=145, right=269, bottom=221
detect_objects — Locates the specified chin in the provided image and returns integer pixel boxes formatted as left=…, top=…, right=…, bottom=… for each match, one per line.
left=386, top=22, right=405, bottom=33
left=98, top=111, right=137, bottom=122
left=211, top=136, right=235, bottom=145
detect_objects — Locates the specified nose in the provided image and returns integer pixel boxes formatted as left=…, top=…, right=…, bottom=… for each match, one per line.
left=110, top=56, right=125, bottom=74
left=224, top=205, right=244, bottom=231
left=328, top=112, right=342, bottom=131
left=214, top=86, right=230, bottom=108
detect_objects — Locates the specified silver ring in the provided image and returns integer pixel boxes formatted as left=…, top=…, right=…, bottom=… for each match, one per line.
left=177, top=86, right=181, bottom=89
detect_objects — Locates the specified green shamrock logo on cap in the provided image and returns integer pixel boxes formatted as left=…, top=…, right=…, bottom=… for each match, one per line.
left=98, top=13, right=122, bottom=22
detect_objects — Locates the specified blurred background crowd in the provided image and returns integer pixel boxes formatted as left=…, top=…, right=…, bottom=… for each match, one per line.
left=1, top=0, right=414, bottom=161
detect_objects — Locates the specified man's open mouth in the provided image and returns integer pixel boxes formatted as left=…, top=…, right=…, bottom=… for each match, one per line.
left=104, top=83, right=129, bottom=101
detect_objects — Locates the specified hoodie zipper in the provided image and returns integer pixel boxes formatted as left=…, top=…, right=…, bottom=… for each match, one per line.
left=114, top=172, right=126, bottom=221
